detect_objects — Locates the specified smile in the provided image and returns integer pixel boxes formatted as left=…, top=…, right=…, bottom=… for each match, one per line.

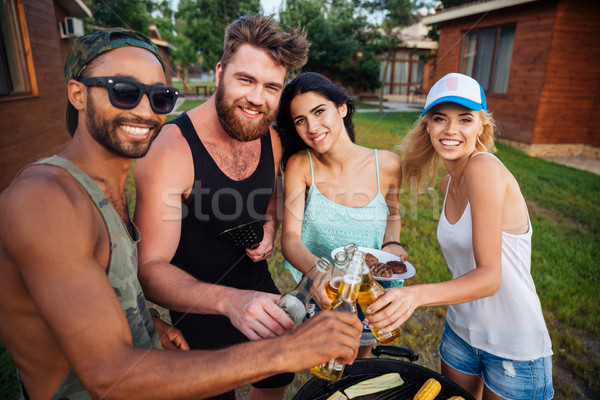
left=312, top=133, right=327, bottom=143
left=440, top=139, right=461, bottom=146
left=120, top=124, right=150, bottom=137
left=239, top=106, right=261, bottom=116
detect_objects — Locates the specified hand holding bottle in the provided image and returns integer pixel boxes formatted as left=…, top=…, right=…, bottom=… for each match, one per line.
left=224, top=290, right=296, bottom=340
left=364, top=285, right=418, bottom=334
left=277, top=257, right=333, bottom=325
left=310, top=250, right=363, bottom=381
left=283, top=310, right=362, bottom=370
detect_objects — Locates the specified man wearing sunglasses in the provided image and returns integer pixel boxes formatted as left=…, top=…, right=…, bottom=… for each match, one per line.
left=0, top=28, right=361, bottom=400
left=133, top=15, right=312, bottom=400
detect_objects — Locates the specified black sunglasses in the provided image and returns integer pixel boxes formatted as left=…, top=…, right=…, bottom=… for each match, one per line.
left=78, top=76, right=179, bottom=114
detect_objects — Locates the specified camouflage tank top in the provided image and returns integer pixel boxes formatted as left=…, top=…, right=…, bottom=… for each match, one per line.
left=17, top=155, right=161, bottom=400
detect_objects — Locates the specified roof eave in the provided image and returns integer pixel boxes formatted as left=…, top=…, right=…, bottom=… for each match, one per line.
left=56, top=0, right=92, bottom=18
left=422, top=0, right=540, bottom=25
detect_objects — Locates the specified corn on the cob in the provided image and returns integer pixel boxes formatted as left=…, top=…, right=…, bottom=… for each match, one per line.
left=446, top=396, right=465, bottom=400
left=326, top=390, right=348, bottom=400
left=343, top=372, right=404, bottom=399
left=413, top=377, right=441, bottom=400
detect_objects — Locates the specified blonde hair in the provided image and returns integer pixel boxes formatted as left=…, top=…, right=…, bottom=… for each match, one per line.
left=401, top=109, right=496, bottom=190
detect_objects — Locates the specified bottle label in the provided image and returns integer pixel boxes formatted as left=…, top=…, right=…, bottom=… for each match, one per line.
left=278, top=295, right=306, bottom=325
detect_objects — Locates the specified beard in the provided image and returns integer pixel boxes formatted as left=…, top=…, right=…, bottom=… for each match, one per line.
left=85, top=94, right=162, bottom=158
left=214, top=79, right=276, bottom=142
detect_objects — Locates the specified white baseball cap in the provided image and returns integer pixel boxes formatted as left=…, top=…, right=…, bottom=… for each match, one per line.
left=422, top=73, right=487, bottom=117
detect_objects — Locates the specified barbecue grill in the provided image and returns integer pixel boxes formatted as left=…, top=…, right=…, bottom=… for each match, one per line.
left=294, top=346, right=475, bottom=400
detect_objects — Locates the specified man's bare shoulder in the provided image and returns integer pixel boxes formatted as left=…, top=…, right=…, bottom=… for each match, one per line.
left=136, top=121, right=194, bottom=189
left=148, top=121, right=191, bottom=157
left=0, top=165, right=99, bottom=249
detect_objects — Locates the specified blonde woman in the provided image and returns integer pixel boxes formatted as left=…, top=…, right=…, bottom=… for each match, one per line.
left=366, top=73, right=553, bottom=400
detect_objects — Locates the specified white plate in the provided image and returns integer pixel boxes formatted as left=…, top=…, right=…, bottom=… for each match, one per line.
left=330, top=246, right=416, bottom=281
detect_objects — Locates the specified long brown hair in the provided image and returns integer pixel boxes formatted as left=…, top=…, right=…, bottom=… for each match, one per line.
left=401, top=109, right=496, bottom=190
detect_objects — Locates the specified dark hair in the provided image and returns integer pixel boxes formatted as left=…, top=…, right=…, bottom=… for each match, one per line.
left=277, top=72, right=355, bottom=170
left=221, top=15, right=309, bottom=73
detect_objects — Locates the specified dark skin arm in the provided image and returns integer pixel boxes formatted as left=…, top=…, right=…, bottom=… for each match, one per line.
left=0, top=170, right=362, bottom=400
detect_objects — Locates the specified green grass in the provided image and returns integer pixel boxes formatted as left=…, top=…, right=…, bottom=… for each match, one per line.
left=354, top=111, right=421, bottom=149
left=355, top=101, right=391, bottom=110
left=175, top=99, right=205, bottom=112
left=0, top=342, right=17, bottom=399
left=2, top=106, right=598, bottom=399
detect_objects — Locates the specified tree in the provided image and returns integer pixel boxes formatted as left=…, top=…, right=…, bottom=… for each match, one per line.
left=279, top=0, right=381, bottom=93
left=176, top=0, right=261, bottom=72
left=361, top=0, right=419, bottom=112
left=89, top=0, right=153, bottom=34
left=426, top=0, right=473, bottom=41
left=149, top=1, right=198, bottom=84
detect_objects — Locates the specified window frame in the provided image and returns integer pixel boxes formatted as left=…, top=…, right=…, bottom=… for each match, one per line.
left=0, top=0, right=38, bottom=101
left=459, top=23, right=515, bottom=95
left=379, top=49, right=426, bottom=96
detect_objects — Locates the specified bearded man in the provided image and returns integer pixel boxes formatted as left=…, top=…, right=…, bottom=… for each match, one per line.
left=134, top=15, right=311, bottom=400
left=0, top=27, right=363, bottom=400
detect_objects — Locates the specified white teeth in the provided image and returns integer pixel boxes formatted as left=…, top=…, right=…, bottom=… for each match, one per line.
left=441, top=139, right=460, bottom=146
left=313, top=133, right=326, bottom=142
left=241, top=107, right=260, bottom=115
left=121, top=125, right=150, bottom=136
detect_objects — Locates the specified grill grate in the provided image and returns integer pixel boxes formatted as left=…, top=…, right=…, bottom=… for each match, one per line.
left=308, top=376, right=451, bottom=400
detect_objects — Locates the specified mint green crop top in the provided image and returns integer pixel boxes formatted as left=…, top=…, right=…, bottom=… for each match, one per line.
left=284, top=149, right=389, bottom=282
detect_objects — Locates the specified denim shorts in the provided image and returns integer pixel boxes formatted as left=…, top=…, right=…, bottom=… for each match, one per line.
left=439, top=320, right=554, bottom=400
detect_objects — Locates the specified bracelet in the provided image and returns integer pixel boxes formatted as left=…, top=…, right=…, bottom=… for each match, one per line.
left=149, top=308, right=161, bottom=319
left=381, top=241, right=405, bottom=250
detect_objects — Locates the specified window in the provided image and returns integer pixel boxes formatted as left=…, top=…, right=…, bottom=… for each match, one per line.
left=380, top=50, right=425, bottom=95
left=460, top=25, right=515, bottom=94
left=1, top=0, right=36, bottom=96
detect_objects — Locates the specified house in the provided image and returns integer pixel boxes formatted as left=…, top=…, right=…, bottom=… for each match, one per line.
left=0, top=1, right=175, bottom=191
left=422, top=0, right=600, bottom=158
left=363, top=21, right=437, bottom=103
left=0, top=0, right=90, bottom=190
left=379, top=21, right=438, bottom=104
left=148, top=23, right=176, bottom=82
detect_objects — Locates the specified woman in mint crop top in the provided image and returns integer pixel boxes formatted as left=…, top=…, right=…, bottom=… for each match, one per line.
left=276, top=72, right=409, bottom=358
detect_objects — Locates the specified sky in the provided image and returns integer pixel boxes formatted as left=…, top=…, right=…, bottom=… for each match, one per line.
left=261, top=0, right=282, bottom=15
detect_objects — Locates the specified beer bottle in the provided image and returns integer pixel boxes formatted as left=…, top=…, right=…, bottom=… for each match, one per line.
left=309, top=252, right=363, bottom=382
left=357, top=265, right=402, bottom=345
left=325, top=251, right=349, bottom=301
left=344, top=242, right=357, bottom=258
left=277, top=257, right=332, bottom=325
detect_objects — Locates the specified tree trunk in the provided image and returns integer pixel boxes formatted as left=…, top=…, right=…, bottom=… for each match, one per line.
left=379, top=49, right=392, bottom=114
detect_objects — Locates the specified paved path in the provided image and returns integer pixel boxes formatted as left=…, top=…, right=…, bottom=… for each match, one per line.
left=540, top=156, right=600, bottom=176
left=356, top=101, right=424, bottom=113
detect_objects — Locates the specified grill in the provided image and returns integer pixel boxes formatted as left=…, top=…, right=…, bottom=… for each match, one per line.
left=293, top=346, right=475, bottom=400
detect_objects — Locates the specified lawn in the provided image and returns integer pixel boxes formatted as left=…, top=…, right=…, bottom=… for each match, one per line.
left=1, top=109, right=598, bottom=399
left=272, top=111, right=600, bottom=399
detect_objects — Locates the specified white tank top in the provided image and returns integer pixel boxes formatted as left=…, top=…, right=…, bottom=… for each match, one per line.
left=437, top=153, right=552, bottom=360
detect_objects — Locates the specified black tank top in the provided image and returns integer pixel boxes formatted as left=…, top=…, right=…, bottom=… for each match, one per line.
left=167, top=112, right=279, bottom=349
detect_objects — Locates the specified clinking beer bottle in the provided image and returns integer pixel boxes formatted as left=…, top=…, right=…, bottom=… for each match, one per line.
left=309, top=252, right=363, bottom=382
left=325, top=250, right=349, bottom=301
left=344, top=242, right=357, bottom=258
left=357, top=263, right=402, bottom=345
left=277, top=257, right=332, bottom=325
